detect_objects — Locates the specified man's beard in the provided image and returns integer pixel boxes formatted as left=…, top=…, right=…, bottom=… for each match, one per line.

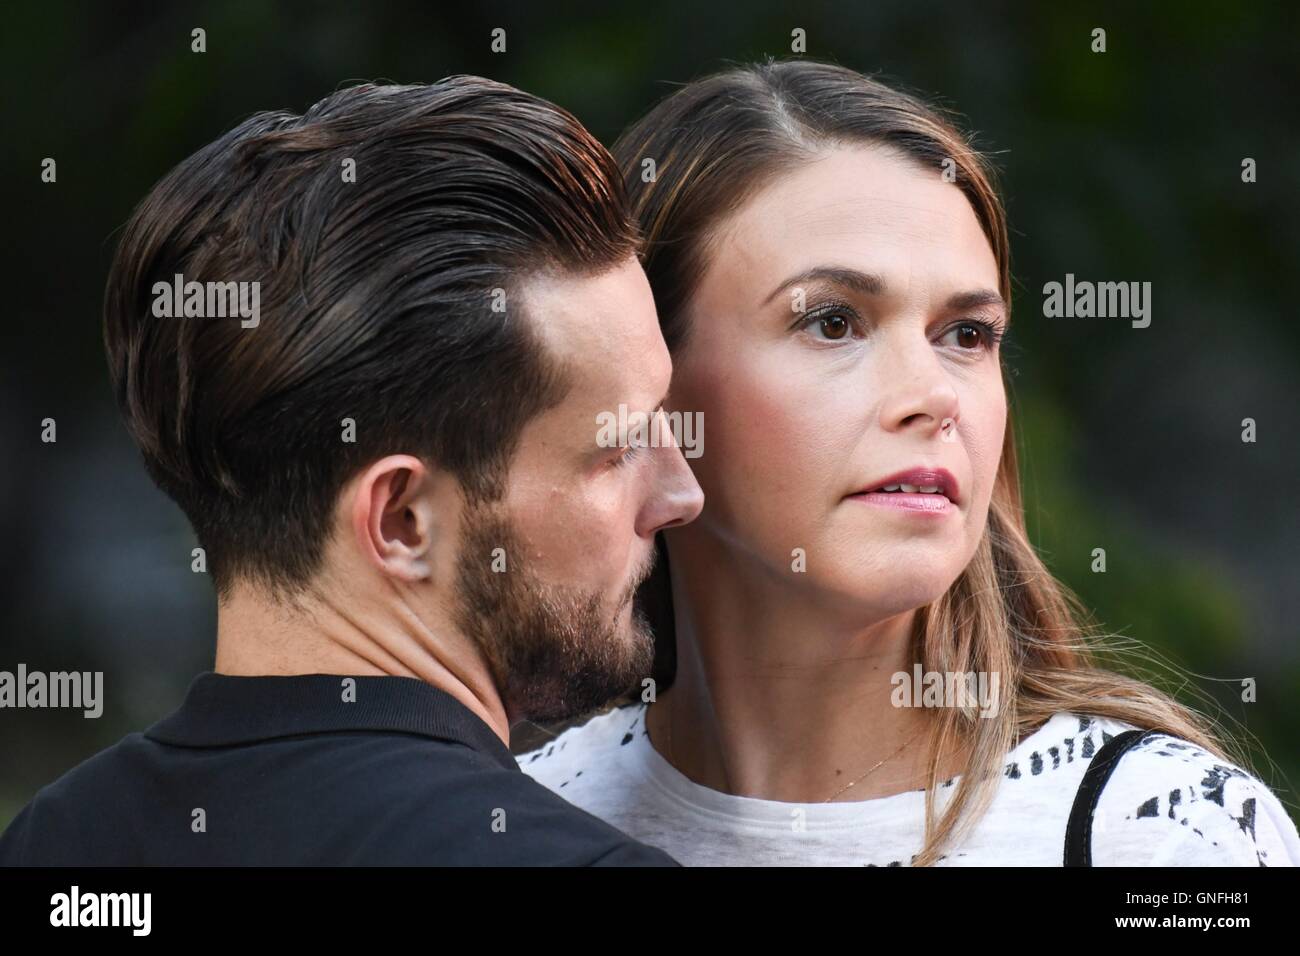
left=452, top=500, right=657, bottom=724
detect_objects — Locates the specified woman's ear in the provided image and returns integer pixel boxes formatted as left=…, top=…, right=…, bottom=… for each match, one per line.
left=347, top=455, right=454, bottom=583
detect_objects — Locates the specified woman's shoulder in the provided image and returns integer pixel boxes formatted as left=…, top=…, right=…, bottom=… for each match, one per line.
left=1072, top=714, right=1300, bottom=866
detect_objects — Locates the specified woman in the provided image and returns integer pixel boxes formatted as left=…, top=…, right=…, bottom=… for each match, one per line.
left=521, top=59, right=1300, bottom=866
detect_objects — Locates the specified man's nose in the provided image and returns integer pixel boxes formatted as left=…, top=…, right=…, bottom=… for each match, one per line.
left=655, top=454, right=705, bottom=533
left=636, top=416, right=704, bottom=536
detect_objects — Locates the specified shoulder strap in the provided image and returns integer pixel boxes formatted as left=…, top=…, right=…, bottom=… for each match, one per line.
left=1063, top=727, right=1160, bottom=866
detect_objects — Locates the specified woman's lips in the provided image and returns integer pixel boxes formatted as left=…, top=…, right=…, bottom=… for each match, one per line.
left=855, top=467, right=960, bottom=504
left=846, top=490, right=955, bottom=514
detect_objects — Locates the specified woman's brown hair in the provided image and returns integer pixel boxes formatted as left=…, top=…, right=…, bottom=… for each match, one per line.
left=616, top=57, right=1253, bottom=865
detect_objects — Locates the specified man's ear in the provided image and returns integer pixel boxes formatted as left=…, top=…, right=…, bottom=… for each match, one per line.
left=346, top=455, right=454, bottom=583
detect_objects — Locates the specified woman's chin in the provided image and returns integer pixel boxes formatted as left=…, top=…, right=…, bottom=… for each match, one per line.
left=802, top=570, right=955, bottom=621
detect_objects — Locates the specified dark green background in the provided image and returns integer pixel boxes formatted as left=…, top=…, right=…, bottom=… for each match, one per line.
left=1, top=1, right=1297, bottom=835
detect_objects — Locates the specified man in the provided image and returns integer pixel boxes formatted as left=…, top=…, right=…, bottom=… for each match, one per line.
left=0, top=76, right=702, bottom=865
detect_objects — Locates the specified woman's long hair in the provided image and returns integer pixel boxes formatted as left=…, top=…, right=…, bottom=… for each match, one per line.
left=616, top=57, right=1254, bottom=866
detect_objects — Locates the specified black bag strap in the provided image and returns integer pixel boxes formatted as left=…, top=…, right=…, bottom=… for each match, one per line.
left=1063, top=727, right=1160, bottom=866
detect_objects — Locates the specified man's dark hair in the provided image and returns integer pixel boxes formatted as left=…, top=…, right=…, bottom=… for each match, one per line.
left=103, top=76, right=638, bottom=600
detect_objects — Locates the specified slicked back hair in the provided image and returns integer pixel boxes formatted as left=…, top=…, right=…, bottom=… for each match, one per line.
left=104, top=77, right=639, bottom=600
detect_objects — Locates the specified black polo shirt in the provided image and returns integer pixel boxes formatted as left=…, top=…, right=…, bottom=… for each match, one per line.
left=0, top=672, right=678, bottom=866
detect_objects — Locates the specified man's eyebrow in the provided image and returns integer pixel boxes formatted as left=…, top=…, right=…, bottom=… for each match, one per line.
left=760, top=267, right=886, bottom=307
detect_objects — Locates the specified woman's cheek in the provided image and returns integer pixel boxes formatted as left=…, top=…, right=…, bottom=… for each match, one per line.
left=968, top=381, right=1007, bottom=500
left=699, top=364, right=840, bottom=544
left=954, top=386, right=1005, bottom=552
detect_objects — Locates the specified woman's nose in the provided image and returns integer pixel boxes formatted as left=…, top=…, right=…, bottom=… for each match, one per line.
left=875, top=335, right=960, bottom=436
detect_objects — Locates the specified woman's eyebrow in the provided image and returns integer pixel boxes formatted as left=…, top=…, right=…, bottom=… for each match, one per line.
left=945, top=288, right=1006, bottom=313
left=760, top=266, right=886, bottom=306
left=760, top=266, right=1007, bottom=321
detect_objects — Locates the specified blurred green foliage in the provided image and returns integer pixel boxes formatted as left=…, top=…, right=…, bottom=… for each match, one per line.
left=1, top=0, right=1296, bottom=837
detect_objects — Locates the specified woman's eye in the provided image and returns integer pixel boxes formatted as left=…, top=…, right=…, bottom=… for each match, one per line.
left=954, top=323, right=983, bottom=348
left=943, top=319, right=1004, bottom=352
left=804, top=311, right=854, bottom=341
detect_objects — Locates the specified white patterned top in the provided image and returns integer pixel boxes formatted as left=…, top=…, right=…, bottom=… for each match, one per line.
left=521, top=705, right=1300, bottom=866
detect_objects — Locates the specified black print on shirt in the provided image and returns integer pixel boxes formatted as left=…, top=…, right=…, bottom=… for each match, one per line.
left=528, top=706, right=1280, bottom=866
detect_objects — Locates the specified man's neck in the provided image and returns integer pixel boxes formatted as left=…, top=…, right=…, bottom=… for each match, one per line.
left=213, top=577, right=512, bottom=747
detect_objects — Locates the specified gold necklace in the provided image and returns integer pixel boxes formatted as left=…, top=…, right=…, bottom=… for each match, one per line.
left=820, top=725, right=927, bottom=802
left=658, top=698, right=928, bottom=803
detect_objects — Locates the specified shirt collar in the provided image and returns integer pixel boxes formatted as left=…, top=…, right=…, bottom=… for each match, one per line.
left=144, top=671, right=518, bottom=772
